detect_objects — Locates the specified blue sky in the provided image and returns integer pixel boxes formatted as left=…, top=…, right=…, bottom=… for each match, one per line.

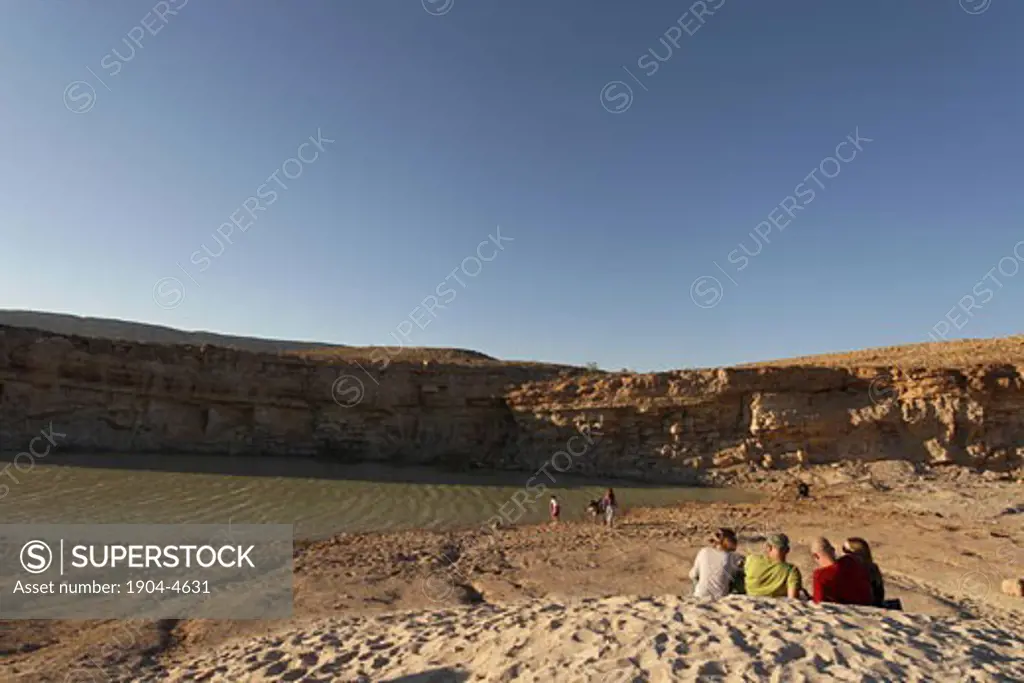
left=1, top=0, right=1022, bottom=371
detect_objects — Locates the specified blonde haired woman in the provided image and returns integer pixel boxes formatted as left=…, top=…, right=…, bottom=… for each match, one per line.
left=843, top=537, right=885, bottom=607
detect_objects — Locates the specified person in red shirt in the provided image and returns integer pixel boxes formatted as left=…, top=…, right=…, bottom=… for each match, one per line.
left=811, top=537, right=873, bottom=606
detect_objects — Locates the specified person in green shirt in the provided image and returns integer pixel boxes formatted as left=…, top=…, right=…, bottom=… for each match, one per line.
left=744, top=533, right=805, bottom=599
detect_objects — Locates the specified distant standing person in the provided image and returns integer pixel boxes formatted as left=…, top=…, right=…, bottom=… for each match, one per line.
left=549, top=495, right=560, bottom=524
left=689, top=528, right=745, bottom=600
left=744, top=533, right=805, bottom=599
left=602, top=488, right=617, bottom=527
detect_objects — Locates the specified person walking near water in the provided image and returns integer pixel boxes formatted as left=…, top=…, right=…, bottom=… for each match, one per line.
left=602, top=488, right=616, bottom=527
left=549, top=495, right=560, bottom=524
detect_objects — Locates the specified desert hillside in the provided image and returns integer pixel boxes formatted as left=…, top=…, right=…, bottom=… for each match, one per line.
left=293, top=346, right=561, bottom=368
left=7, top=308, right=1024, bottom=370
left=0, top=310, right=331, bottom=354
left=0, top=310, right=501, bottom=364
left=741, top=335, right=1024, bottom=370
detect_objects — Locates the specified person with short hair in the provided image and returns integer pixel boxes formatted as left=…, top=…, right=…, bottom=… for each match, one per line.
left=689, top=528, right=745, bottom=600
left=843, top=537, right=886, bottom=607
left=744, top=533, right=804, bottom=599
left=811, top=537, right=873, bottom=606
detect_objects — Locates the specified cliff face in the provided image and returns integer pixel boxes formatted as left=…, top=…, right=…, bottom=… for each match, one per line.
left=505, top=366, right=1024, bottom=478
left=0, top=326, right=557, bottom=467
left=1, top=325, right=1022, bottom=480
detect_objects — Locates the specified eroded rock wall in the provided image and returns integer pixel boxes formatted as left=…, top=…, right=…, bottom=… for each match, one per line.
left=2, top=325, right=1022, bottom=480
left=0, top=325, right=557, bottom=466
left=505, top=366, right=1024, bottom=479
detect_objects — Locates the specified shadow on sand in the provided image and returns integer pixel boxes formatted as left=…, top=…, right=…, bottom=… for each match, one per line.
left=383, top=668, right=470, bottom=682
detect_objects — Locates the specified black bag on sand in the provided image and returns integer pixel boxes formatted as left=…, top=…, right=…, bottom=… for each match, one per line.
left=882, top=599, right=903, bottom=610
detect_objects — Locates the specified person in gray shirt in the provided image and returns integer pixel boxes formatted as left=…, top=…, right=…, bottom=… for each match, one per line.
left=689, top=528, right=745, bottom=600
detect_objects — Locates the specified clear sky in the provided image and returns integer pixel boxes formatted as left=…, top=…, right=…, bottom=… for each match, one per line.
left=2, top=0, right=1022, bottom=371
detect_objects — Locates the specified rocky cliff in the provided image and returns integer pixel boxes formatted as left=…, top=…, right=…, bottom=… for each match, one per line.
left=1, top=325, right=1022, bottom=480
left=505, top=365, right=1024, bottom=478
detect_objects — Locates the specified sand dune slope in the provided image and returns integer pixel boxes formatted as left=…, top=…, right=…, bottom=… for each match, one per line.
left=147, top=595, right=1024, bottom=682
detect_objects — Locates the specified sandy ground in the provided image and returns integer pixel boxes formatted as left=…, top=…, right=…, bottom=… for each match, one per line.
left=152, top=595, right=1022, bottom=682
left=2, top=461, right=1023, bottom=681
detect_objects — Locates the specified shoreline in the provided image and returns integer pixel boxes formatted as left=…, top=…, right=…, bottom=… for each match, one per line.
left=0, top=452, right=761, bottom=541
left=0, top=448, right=729, bottom=486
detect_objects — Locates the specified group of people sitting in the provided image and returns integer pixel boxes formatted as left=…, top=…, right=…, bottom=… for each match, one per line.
left=689, top=528, right=897, bottom=608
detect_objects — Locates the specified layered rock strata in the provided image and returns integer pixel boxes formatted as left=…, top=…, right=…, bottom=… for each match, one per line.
left=1, top=325, right=1021, bottom=480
